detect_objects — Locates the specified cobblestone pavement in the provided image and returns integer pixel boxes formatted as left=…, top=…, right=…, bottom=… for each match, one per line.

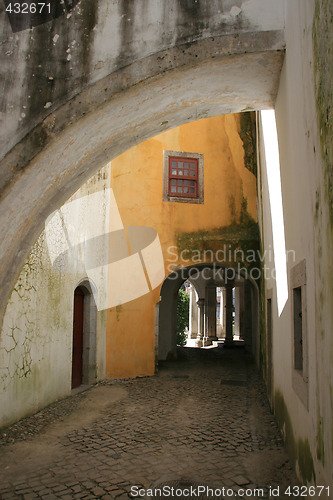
left=0, top=345, right=300, bottom=499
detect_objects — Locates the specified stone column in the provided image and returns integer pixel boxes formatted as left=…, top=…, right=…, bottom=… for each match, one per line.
left=239, top=281, right=245, bottom=340
left=216, top=287, right=223, bottom=339
left=203, top=285, right=217, bottom=346
left=224, top=283, right=234, bottom=346
left=189, top=286, right=198, bottom=339
left=244, top=281, right=252, bottom=351
left=195, top=298, right=205, bottom=347
left=222, top=287, right=227, bottom=338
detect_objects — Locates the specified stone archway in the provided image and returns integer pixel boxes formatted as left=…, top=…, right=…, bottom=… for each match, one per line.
left=0, top=0, right=285, bottom=320
left=158, top=264, right=260, bottom=364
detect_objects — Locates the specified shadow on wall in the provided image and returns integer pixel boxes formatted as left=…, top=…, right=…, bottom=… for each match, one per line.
left=45, top=188, right=165, bottom=311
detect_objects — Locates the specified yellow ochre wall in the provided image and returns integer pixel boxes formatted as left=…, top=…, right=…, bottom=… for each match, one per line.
left=106, top=113, right=257, bottom=378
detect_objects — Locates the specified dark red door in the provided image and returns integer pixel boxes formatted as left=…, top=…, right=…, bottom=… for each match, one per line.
left=72, top=287, right=84, bottom=389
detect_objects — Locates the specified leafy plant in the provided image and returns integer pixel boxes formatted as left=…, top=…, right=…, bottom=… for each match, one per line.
left=176, top=288, right=190, bottom=346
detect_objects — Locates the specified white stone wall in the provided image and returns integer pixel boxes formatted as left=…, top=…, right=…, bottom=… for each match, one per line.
left=259, top=0, right=333, bottom=487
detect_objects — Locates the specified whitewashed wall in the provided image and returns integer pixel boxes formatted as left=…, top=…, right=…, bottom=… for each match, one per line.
left=259, top=0, right=333, bottom=488
left=0, top=165, right=110, bottom=429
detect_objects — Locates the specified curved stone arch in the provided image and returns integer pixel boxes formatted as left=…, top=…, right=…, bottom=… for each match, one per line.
left=159, top=262, right=261, bottom=293
left=0, top=0, right=284, bottom=319
left=0, top=54, right=282, bottom=321
left=0, top=0, right=285, bottom=162
left=187, top=276, right=204, bottom=300
left=158, top=269, right=188, bottom=361
left=76, top=277, right=98, bottom=305
left=157, top=263, right=260, bottom=362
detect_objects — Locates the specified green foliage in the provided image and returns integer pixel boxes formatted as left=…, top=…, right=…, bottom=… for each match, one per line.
left=176, top=288, right=190, bottom=346
left=238, top=111, right=257, bottom=177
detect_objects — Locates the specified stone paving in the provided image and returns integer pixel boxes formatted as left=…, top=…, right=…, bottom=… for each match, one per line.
left=0, top=345, right=300, bottom=499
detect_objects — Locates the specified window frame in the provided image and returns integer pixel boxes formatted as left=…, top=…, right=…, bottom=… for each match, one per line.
left=163, top=150, right=204, bottom=204
left=168, top=156, right=199, bottom=198
left=290, top=259, right=308, bottom=409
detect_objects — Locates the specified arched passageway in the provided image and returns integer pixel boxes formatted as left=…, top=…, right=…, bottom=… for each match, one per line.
left=158, top=264, right=259, bottom=364
left=1, top=0, right=333, bottom=488
left=0, top=0, right=285, bottom=318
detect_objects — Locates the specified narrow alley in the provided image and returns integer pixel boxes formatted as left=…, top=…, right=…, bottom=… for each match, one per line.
left=0, top=346, right=300, bottom=499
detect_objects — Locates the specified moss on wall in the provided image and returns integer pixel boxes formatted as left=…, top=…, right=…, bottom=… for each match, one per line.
left=116, top=305, right=122, bottom=322
left=0, top=235, right=45, bottom=390
left=256, top=143, right=268, bottom=381
left=274, top=390, right=315, bottom=484
left=20, top=0, right=98, bottom=171
left=330, top=385, right=333, bottom=455
left=176, top=220, right=260, bottom=271
left=313, top=0, right=333, bottom=472
left=313, top=0, right=333, bottom=226
left=316, top=410, right=325, bottom=465
left=259, top=256, right=267, bottom=379
left=238, top=112, right=257, bottom=177
left=175, top=188, right=259, bottom=265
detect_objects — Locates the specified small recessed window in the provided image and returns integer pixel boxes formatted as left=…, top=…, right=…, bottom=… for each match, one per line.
left=163, top=150, right=204, bottom=204
left=293, top=286, right=303, bottom=372
left=168, top=156, right=198, bottom=198
left=290, top=259, right=308, bottom=409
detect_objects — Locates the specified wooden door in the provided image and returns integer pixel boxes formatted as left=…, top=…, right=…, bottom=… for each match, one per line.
left=72, top=287, right=84, bottom=389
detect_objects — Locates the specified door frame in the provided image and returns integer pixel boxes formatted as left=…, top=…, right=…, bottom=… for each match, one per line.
left=72, top=280, right=98, bottom=388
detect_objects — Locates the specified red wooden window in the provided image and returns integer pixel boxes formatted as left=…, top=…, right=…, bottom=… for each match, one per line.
left=168, top=156, right=199, bottom=198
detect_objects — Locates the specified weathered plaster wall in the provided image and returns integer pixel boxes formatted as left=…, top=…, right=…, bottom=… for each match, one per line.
left=107, top=114, right=258, bottom=378
left=0, top=0, right=284, bottom=159
left=0, top=166, right=110, bottom=429
left=0, top=0, right=285, bottom=320
left=259, top=0, right=333, bottom=488
left=312, top=0, right=333, bottom=489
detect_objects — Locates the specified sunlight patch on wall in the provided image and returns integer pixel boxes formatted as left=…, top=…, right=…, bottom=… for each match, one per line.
left=45, top=188, right=165, bottom=310
left=261, top=109, right=288, bottom=316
